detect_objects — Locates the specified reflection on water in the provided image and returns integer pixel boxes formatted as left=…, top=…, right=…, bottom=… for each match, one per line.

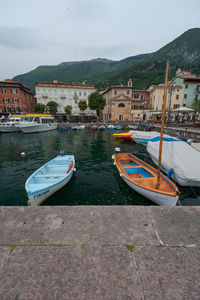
left=0, top=130, right=199, bottom=206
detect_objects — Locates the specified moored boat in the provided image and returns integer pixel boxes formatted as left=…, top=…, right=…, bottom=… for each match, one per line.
left=98, top=125, right=106, bottom=131
left=25, top=155, right=75, bottom=206
left=112, top=152, right=179, bottom=206
left=91, top=125, right=98, bottom=131
left=17, top=114, right=57, bottom=133
left=71, top=125, right=78, bottom=130
left=113, top=131, right=136, bottom=139
left=0, top=115, right=24, bottom=133
left=107, top=125, right=115, bottom=131
left=58, top=124, right=69, bottom=132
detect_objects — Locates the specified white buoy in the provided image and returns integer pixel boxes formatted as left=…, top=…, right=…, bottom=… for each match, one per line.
left=21, top=152, right=26, bottom=157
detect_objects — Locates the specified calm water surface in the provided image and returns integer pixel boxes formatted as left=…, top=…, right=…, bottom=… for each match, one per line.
left=0, top=129, right=199, bottom=206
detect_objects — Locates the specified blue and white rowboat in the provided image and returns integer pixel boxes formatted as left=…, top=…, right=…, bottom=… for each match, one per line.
left=25, top=155, right=75, bottom=206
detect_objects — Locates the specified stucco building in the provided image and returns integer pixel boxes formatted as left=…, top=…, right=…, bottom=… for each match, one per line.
left=0, top=79, right=34, bottom=115
left=172, top=69, right=200, bottom=107
left=35, top=81, right=96, bottom=115
left=148, top=84, right=183, bottom=111
left=101, top=83, right=149, bottom=122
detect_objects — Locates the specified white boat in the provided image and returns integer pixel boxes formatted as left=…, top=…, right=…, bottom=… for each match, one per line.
left=17, top=114, right=57, bottom=133
left=147, top=138, right=200, bottom=186
left=131, top=131, right=168, bottom=146
left=0, top=115, right=24, bottom=133
left=77, top=125, right=85, bottom=130
left=25, top=155, right=75, bottom=206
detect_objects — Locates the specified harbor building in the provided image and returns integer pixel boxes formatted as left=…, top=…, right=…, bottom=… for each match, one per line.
left=0, top=79, right=34, bottom=115
left=148, top=84, right=183, bottom=111
left=35, top=81, right=96, bottom=116
left=172, top=69, right=200, bottom=107
left=101, top=82, right=149, bottom=122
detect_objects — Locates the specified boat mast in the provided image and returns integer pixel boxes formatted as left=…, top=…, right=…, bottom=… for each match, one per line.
left=156, top=61, right=169, bottom=189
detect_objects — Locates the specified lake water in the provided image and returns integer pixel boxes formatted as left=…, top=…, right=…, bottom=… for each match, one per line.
left=0, top=129, right=199, bottom=206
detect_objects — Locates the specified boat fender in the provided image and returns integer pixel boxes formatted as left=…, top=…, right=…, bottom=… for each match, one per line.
left=167, top=168, right=174, bottom=179
left=120, top=173, right=122, bottom=177
left=74, top=167, right=76, bottom=172
left=67, top=161, right=74, bottom=173
left=113, top=162, right=116, bottom=165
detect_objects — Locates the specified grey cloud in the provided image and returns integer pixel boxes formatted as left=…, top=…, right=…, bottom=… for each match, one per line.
left=0, top=26, right=45, bottom=50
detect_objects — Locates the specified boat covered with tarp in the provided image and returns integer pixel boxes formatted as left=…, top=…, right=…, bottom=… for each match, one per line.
left=147, top=138, right=200, bottom=186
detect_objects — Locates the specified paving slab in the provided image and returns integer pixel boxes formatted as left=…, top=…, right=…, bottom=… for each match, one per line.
left=146, top=207, right=200, bottom=246
left=0, top=206, right=158, bottom=246
left=0, top=246, right=140, bottom=300
left=134, top=246, right=200, bottom=300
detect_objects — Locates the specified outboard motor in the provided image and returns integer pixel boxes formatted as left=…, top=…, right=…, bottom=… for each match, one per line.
left=115, top=147, right=121, bottom=154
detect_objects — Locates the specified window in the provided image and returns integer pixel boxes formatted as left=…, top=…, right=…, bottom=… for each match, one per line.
left=195, top=94, right=198, bottom=101
left=141, top=95, right=143, bottom=100
left=12, top=98, right=19, bottom=103
left=1, top=88, right=7, bottom=94
left=184, top=94, right=187, bottom=99
left=114, top=90, right=117, bottom=95
left=134, top=94, right=139, bottom=98
left=183, top=104, right=186, bottom=107
left=14, top=107, right=20, bottom=113
left=118, top=103, right=125, bottom=107
left=5, top=106, right=11, bottom=113
left=176, top=95, right=179, bottom=100
left=11, top=89, right=18, bottom=94
left=185, top=84, right=188, bottom=89
left=84, top=92, right=86, bottom=96
left=127, top=90, right=130, bottom=95
left=119, top=114, right=123, bottom=121
left=132, top=105, right=138, bottom=109
left=79, top=92, right=81, bottom=96
left=3, top=98, right=9, bottom=103
left=75, top=100, right=77, bottom=104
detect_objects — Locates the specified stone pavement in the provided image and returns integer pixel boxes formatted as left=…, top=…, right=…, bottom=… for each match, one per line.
left=0, top=206, right=199, bottom=299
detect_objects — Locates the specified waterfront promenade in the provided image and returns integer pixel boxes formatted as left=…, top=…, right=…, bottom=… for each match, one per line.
left=0, top=206, right=199, bottom=299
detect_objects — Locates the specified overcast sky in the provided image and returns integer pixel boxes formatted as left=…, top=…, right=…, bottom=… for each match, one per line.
left=0, top=0, right=199, bottom=80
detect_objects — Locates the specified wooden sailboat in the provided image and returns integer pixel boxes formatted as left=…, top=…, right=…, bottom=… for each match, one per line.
left=113, top=62, right=180, bottom=206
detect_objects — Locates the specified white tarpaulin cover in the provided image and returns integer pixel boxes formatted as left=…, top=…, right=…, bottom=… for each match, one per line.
left=147, top=139, right=200, bottom=186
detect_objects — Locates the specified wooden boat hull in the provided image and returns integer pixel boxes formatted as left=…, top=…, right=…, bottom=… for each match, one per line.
left=122, top=175, right=178, bottom=206
left=113, top=153, right=179, bottom=206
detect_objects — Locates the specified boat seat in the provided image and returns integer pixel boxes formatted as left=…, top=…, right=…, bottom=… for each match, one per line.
left=124, top=167, right=153, bottom=178
left=35, top=174, right=64, bottom=178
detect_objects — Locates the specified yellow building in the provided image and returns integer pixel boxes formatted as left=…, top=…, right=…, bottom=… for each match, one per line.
left=148, top=84, right=183, bottom=112
left=101, top=84, right=149, bottom=122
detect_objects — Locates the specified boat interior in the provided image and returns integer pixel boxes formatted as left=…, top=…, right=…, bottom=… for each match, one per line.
left=28, top=157, right=74, bottom=186
left=115, top=153, right=177, bottom=195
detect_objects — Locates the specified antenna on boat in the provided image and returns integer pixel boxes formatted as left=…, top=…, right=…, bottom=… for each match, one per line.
left=156, top=61, right=169, bottom=189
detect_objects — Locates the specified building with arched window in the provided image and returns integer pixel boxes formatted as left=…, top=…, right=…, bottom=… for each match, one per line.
left=101, top=84, right=149, bottom=122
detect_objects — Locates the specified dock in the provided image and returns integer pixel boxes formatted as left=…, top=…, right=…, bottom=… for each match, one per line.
left=0, top=206, right=199, bottom=299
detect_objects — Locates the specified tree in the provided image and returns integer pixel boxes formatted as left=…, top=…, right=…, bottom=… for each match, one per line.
left=78, top=100, right=87, bottom=122
left=64, top=105, right=72, bottom=121
left=34, top=103, right=46, bottom=113
left=88, top=91, right=105, bottom=119
left=47, top=101, right=58, bottom=114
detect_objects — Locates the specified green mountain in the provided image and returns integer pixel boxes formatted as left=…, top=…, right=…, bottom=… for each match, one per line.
left=12, top=55, right=147, bottom=92
left=13, top=28, right=200, bottom=91
left=98, top=28, right=200, bottom=89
